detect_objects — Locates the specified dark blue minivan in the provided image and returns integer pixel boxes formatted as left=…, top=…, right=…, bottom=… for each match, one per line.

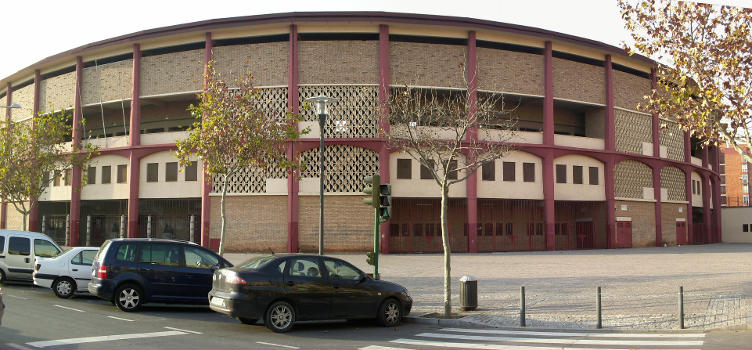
left=88, top=238, right=232, bottom=312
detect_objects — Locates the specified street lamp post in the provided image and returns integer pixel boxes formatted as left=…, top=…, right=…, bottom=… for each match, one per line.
left=306, top=95, right=337, bottom=255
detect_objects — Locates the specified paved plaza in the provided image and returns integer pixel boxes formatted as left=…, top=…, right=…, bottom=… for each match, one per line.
left=227, top=243, right=752, bottom=330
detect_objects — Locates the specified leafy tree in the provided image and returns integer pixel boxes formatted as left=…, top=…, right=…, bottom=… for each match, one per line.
left=0, top=111, right=94, bottom=230
left=176, top=62, right=306, bottom=256
left=382, top=71, right=517, bottom=316
left=619, top=0, right=752, bottom=160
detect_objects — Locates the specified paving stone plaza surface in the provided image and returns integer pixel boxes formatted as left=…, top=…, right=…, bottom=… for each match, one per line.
left=224, top=243, right=752, bottom=330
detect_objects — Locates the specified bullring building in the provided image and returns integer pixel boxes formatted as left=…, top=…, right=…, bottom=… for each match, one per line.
left=0, top=12, right=722, bottom=253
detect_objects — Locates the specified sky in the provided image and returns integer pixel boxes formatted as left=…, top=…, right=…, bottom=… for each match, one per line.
left=1, top=0, right=751, bottom=80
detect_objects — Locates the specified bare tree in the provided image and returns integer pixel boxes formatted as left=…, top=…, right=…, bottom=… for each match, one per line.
left=382, top=71, right=517, bottom=316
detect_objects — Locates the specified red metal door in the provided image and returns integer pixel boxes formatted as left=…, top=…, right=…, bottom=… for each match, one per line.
left=676, top=221, right=687, bottom=245
left=575, top=222, right=594, bottom=249
left=616, top=221, right=632, bottom=248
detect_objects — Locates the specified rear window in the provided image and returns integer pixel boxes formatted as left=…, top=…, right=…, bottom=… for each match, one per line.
left=238, top=256, right=275, bottom=269
left=34, top=239, right=61, bottom=257
left=94, top=241, right=111, bottom=263
left=0, top=235, right=5, bottom=253
left=115, top=243, right=137, bottom=262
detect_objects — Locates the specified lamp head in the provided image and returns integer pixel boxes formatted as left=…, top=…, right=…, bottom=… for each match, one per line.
left=306, top=95, right=337, bottom=115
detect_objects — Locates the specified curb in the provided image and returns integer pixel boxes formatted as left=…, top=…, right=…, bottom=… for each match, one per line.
left=404, top=315, right=478, bottom=328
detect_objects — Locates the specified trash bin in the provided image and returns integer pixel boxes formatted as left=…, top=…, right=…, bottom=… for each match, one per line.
left=459, top=275, right=477, bottom=311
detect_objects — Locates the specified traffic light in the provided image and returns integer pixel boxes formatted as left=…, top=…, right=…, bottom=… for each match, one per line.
left=379, top=184, right=392, bottom=220
left=365, top=251, right=376, bottom=266
left=363, top=174, right=380, bottom=208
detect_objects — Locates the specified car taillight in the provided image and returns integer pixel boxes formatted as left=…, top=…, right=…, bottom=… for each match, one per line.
left=226, top=274, right=247, bottom=285
left=35, top=264, right=41, bottom=271
left=97, top=265, right=108, bottom=279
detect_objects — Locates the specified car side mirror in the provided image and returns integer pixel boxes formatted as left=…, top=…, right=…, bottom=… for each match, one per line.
left=358, top=275, right=367, bottom=283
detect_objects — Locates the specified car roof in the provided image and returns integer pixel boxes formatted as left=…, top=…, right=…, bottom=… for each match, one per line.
left=106, top=238, right=199, bottom=245
left=0, top=229, right=51, bottom=237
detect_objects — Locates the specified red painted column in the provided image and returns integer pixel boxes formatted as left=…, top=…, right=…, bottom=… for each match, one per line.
left=466, top=31, right=478, bottom=253
left=0, top=202, right=5, bottom=229
left=126, top=44, right=141, bottom=238
left=1, top=83, right=11, bottom=229
left=605, top=157, right=616, bottom=248
left=29, top=71, right=41, bottom=232
left=604, top=55, right=615, bottom=152
left=69, top=57, right=84, bottom=246
left=287, top=25, right=300, bottom=253
left=543, top=41, right=554, bottom=145
left=713, top=146, right=722, bottom=242
left=651, top=68, right=660, bottom=158
left=701, top=173, right=711, bottom=243
left=378, top=24, right=391, bottom=253
left=685, top=168, right=694, bottom=244
left=201, top=32, right=213, bottom=248
left=542, top=41, right=555, bottom=250
left=652, top=164, right=662, bottom=246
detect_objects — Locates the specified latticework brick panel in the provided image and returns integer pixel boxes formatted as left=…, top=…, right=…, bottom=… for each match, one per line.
left=210, top=161, right=287, bottom=194
left=211, top=42, right=289, bottom=87
left=0, top=95, right=6, bottom=111
left=615, top=109, right=652, bottom=154
left=298, top=85, right=378, bottom=138
left=256, top=87, right=288, bottom=120
left=10, top=84, right=34, bottom=122
left=141, top=49, right=204, bottom=96
left=615, top=160, right=652, bottom=199
left=661, top=166, right=685, bottom=201
left=300, top=145, right=379, bottom=193
left=660, top=121, right=684, bottom=161
left=39, top=71, right=76, bottom=112
left=82, top=60, right=133, bottom=105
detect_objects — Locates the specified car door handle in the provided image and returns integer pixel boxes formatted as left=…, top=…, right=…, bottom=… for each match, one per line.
left=333, top=285, right=340, bottom=289
left=25, top=257, right=30, bottom=263
left=286, top=281, right=294, bottom=286
left=72, top=269, right=78, bottom=271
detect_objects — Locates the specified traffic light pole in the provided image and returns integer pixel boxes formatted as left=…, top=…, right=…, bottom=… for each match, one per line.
left=373, top=207, right=380, bottom=280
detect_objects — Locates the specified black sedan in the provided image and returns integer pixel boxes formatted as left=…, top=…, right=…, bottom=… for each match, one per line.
left=208, top=254, right=412, bottom=332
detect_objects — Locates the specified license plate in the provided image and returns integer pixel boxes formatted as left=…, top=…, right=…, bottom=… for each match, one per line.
left=210, top=297, right=225, bottom=307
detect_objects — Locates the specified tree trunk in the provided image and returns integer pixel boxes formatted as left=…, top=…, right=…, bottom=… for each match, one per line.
left=22, top=212, right=27, bottom=231
left=440, top=183, right=451, bottom=316
left=219, top=174, right=228, bottom=256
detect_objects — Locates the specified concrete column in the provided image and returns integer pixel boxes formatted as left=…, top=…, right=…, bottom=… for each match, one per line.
left=604, top=55, right=615, bottom=152
left=127, top=45, right=141, bottom=238
left=653, top=165, right=663, bottom=246
left=29, top=71, right=41, bottom=232
left=65, top=214, right=70, bottom=244
left=685, top=168, right=694, bottom=244
left=1, top=84, right=10, bottom=230
left=286, top=26, right=299, bottom=253
left=543, top=150, right=555, bottom=250
left=86, top=216, right=91, bottom=246
left=466, top=31, right=478, bottom=253
left=120, top=215, right=126, bottom=239
left=0, top=201, right=6, bottom=229
left=201, top=32, right=214, bottom=248
left=651, top=68, right=660, bottom=158
left=543, top=41, right=554, bottom=145
left=605, top=157, right=616, bottom=248
left=146, top=215, right=152, bottom=238
left=711, top=176, right=721, bottom=242
left=701, top=173, right=711, bottom=243
left=378, top=24, right=391, bottom=253
left=189, top=215, right=195, bottom=243
left=70, top=56, right=84, bottom=247
left=41, top=215, right=47, bottom=234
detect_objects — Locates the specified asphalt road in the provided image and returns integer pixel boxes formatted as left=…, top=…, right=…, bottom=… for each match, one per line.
left=1, top=282, right=751, bottom=350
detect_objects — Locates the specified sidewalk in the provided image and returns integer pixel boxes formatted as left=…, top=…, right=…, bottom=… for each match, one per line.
left=224, top=243, right=752, bottom=331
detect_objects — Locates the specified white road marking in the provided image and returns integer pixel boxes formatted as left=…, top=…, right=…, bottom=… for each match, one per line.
left=6, top=343, right=33, bottom=350
left=255, top=341, right=300, bottom=349
left=392, top=338, right=701, bottom=350
left=164, top=326, right=202, bottom=335
left=106, top=315, right=134, bottom=322
left=53, top=304, right=84, bottom=313
left=5, top=294, right=29, bottom=300
left=26, top=330, right=186, bottom=348
left=359, top=346, right=414, bottom=350
left=441, top=327, right=706, bottom=338
left=416, top=332, right=705, bottom=346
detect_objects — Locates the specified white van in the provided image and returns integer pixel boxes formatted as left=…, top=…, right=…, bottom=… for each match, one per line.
left=0, top=230, right=62, bottom=283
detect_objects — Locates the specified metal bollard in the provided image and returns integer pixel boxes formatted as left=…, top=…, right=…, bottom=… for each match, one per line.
left=520, top=286, right=526, bottom=327
left=65, top=215, right=70, bottom=245
left=119, top=215, right=126, bottom=238
left=86, top=216, right=91, bottom=246
left=146, top=216, right=152, bottom=238
left=596, top=286, right=602, bottom=329
left=678, top=286, right=684, bottom=329
left=189, top=215, right=195, bottom=243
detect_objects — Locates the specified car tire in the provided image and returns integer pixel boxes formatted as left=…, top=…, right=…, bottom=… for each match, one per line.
left=378, top=298, right=402, bottom=327
left=52, top=277, right=76, bottom=299
left=0, top=270, right=5, bottom=284
left=265, top=301, right=295, bottom=333
left=237, top=317, right=257, bottom=325
left=114, top=284, right=143, bottom=312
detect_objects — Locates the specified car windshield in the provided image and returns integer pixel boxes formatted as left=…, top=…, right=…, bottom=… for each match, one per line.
left=237, top=255, right=275, bottom=269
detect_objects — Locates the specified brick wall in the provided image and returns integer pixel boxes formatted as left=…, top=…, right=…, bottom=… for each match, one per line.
left=39, top=71, right=76, bottom=112
left=5, top=202, right=29, bottom=230
left=552, top=58, right=605, bottom=104
left=390, top=42, right=466, bottom=88
left=212, top=42, right=288, bottom=87
left=661, top=202, right=687, bottom=245
left=11, top=84, right=34, bottom=122
left=477, top=48, right=544, bottom=95
left=613, top=70, right=651, bottom=110
left=82, top=60, right=133, bottom=105
left=298, top=41, right=379, bottom=84
left=298, top=195, right=374, bottom=252
left=209, top=195, right=287, bottom=252
left=615, top=200, right=655, bottom=247
left=141, top=49, right=204, bottom=96
left=721, top=144, right=747, bottom=207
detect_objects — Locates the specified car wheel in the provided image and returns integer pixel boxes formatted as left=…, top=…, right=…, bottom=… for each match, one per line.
left=114, top=284, right=143, bottom=312
left=265, top=301, right=295, bottom=333
left=0, top=270, right=5, bottom=284
left=378, top=298, right=402, bottom=327
left=237, top=317, right=257, bottom=325
left=52, top=277, right=76, bottom=299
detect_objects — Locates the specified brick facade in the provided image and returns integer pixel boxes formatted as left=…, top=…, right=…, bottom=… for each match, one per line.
left=476, top=48, right=544, bottom=95
left=613, top=70, right=651, bottom=110
left=298, top=40, right=379, bottom=84
left=4, top=202, right=29, bottom=230
left=212, top=42, right=289, bottom=87
left=10, top=84, right=34, bottom=121
left=389, top=42, right=466, bottom=88
left=39, top=71, right=76, bottom=112
left=208, top=195, right=287, bottom=252
left=141, top=49, right=204, bottom=96
left=660, top=202, right=687, bottom=245
left=615, top=200, right=656, bottom=247
left=552, top=58, right=605, bottom=104
left=82, top=60, right=133, bottom=105
left=298, top=195, right=374, bottom=252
